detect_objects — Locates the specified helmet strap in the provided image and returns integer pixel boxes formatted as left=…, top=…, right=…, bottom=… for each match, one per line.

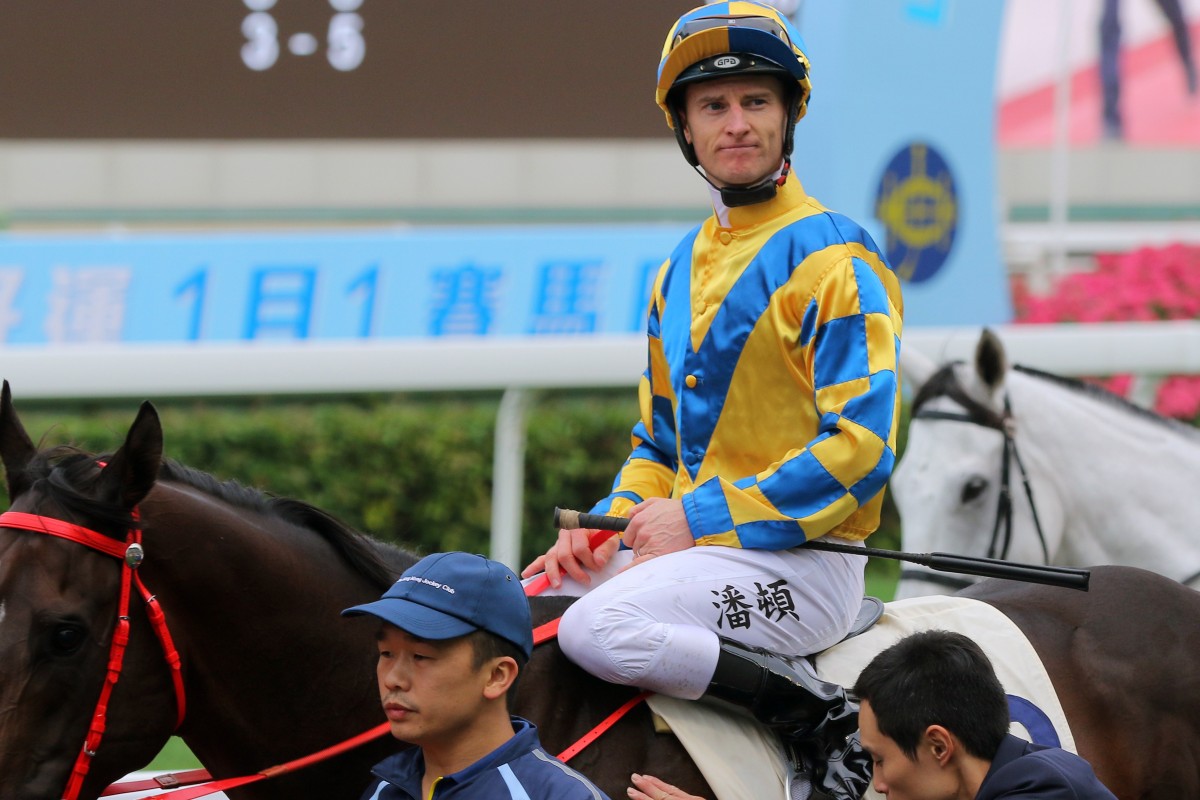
left=697, top=157, right=790, bottom=208
left=671, top=88, right=799, bottom=209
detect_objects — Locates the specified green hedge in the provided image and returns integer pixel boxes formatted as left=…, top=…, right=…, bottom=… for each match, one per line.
left=6, top=390, right=904, bottom=587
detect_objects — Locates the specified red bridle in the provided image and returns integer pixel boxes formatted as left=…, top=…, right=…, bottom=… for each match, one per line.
left=0, top=509, right=186, bottom=800
left=0, top=505, right=636, bottom=799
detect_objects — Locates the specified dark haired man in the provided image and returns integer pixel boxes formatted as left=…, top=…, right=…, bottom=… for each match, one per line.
left=343, top=552, right=609, bottom=800
left=853, top=630, right=1117, bottom=800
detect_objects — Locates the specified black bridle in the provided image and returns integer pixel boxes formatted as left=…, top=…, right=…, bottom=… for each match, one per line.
left=900, top=386, right=1050, bottom=592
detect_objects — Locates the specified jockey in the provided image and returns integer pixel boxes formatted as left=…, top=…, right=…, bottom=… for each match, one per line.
left=523, top=3, right=903, bottom=798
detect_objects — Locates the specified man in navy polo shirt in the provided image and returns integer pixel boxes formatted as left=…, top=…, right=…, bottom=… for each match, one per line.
left=343, top=552, right=609, bottom=800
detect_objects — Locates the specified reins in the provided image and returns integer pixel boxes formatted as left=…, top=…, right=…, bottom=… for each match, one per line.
left=0, top=508, right=185, bottom=800
left=0, top=501, right=632, bottom=800
left=902, top=390, right=1050, bottom=590
left=107, top=613, right=627, bottom=798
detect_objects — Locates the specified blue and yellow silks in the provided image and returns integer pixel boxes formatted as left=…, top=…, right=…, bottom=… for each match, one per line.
left=593, top=172, right=903, bottom=549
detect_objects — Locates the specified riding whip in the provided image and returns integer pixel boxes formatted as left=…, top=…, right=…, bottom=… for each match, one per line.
left=552, top=507, right=1091, bottom=591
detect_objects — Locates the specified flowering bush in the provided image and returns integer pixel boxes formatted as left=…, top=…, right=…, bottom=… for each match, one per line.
left=1010, top=243, right=1200, bottom=421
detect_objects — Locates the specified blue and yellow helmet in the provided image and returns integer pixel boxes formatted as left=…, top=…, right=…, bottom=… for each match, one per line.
left=656, top=2, right=812, bottom=166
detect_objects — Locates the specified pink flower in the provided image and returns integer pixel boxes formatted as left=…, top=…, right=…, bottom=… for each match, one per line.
left=1011, top=244, right=1200, bottom=419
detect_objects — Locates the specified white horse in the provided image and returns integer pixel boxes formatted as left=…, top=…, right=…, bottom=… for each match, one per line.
left=891, top=328, right=1200, bottom=599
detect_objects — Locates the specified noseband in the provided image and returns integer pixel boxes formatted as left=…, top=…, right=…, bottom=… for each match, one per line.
left=0, top=506, right=185, bottom=800
left=901, top=378, right=1050, bottom=591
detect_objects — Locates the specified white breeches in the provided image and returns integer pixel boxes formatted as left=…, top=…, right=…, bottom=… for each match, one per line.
left=531, top=541, right=866, bottom=700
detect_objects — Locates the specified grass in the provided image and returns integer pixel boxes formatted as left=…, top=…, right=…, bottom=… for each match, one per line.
left=147, top=738, right=202, bottom=771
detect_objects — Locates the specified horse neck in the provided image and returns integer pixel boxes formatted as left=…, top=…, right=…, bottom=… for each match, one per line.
left=140, top=482, right=392, bottom=782
left=1007, top=372, right=1200, bottom=573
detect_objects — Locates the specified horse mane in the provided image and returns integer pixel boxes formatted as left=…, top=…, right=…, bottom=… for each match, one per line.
left=157, top=459, right=412, bottom=589
left=913, top=360, right=1200, bottom=440
left=21, top=447, right=410, bottom=591
left=1012, top=364, right=1200, bottom=439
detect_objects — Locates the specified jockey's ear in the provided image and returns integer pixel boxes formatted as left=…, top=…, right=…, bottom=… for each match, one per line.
left=974, top=328, right=1008, bottom=394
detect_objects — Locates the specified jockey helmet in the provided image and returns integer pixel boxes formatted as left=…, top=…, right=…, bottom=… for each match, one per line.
left=656, top=2, right=812, bottom=168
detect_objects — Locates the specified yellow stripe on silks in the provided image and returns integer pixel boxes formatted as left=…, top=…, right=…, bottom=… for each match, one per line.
left=697, top=254, right=818, bottom=485
left=814, top=376, right=871, bottom=416
left=797, top=491, right=859, bottom=539
left=606, top=496, right=637, bottom=519
left=865, top=312, right=898, bottom=375
left=687, top=226, right=752, bottom=352
left=809, top=416, right=886, bottom=489
left=728, top=481, right=787, bottom=526
left=695, top=530, right=742, bottom=548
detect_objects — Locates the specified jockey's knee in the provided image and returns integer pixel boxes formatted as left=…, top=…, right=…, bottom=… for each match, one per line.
left=559, top=594, right=662, bottom=686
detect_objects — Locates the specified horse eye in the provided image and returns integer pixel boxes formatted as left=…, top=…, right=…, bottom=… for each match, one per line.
left=49, top=624, right=88, bottom=657
left=961, top=476, right=988, bottom=504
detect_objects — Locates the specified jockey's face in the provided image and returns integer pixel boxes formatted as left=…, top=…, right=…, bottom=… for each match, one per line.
left=679, top=74, right=787, bottom=188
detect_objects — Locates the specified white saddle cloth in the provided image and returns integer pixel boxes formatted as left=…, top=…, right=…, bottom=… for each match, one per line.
left=647, top=594, right=1075, bottom=800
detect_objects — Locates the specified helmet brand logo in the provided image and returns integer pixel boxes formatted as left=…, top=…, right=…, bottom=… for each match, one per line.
left=713, top=56, right=741, bottom=69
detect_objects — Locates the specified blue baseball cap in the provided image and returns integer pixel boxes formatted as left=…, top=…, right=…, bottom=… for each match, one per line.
left=342, top=552, right=533, bottom=660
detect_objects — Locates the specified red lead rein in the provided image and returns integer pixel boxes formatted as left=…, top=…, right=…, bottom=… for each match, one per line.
left=107, top=522, right=629, bottom=799
left=524, top=527, right=621, bottom=597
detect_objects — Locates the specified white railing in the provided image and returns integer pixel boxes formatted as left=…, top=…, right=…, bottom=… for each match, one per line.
left=3, top=321, right=1197, bottom=570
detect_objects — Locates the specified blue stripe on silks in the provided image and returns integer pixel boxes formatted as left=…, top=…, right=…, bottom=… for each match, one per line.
left=840, top=370, right=898, bottom=441
left=731, top=517, right=807, bottom=549
left=674, top=214, right=860, bottom=483
left=647, top=303, right=661, bottom=339
left=813, top=314, right=870, bottom=390
left=799, top=295, right=819, bottom=347
left=647, top=394, right=678, bottom=463
left=828, top=212, right=887, bottom=260
left=756, top=447, right=848, bottom=519
left=851, top=257, right=891, bottom=316
left=652, top=226, right=698, bottom=474
left=591, top=490, right=644, bottom=515
left=685, top=478, right=736, bottom=538
left=848, top=447, right=894, bottom=506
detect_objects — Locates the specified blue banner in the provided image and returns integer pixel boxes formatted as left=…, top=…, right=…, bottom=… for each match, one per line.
left=0, top=227, right=691, bottom=345
left=793, top=0, right=1012, bottom=326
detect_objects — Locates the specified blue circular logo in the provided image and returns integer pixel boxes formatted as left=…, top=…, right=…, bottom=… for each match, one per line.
left=874, top=141, right=958, bottom=283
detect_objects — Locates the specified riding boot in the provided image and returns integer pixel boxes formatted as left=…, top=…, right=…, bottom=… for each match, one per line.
left=704, top=637, right=871, bottom=800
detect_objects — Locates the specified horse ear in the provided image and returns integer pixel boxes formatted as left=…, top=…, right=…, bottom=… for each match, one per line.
left=975, top=328, right=1008, bottom=392
left=899, top=342, right=939, bottom=394
left=0, top=380, right=38, bottom=500
left=98, top=401, right=164, bottom=510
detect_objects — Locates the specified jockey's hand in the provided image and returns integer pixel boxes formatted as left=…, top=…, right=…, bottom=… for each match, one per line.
left=621, top=497, right=694, bottom=570
left=521, top=526, right=621, bottom=589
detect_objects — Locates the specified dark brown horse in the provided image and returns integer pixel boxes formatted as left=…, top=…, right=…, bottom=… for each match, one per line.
left=1, top=385, right=1198, bottom=799
left=0, top=386, right=707, bottom=800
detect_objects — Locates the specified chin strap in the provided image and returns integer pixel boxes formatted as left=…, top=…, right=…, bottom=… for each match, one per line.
left=696, top=158, right=790, bottom=208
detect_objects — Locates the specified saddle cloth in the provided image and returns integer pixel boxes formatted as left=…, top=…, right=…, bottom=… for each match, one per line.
left=646, top=594, right=1076, bottom=800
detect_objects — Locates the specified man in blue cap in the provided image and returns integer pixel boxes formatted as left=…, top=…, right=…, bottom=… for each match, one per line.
left=343, top=551, right=609, bottom=800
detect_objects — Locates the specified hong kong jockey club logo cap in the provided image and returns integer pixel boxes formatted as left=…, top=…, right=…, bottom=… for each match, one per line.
left=342, top=551, right=534, bottom=660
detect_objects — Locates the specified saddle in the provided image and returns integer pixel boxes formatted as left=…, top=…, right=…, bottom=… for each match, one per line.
left=648, top=594, right=1073, bottom=800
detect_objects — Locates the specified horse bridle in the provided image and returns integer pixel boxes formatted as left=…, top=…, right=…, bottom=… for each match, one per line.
left=0, top=507, right=185, bottom=800
left=901, top=392, right=1050, bottom=591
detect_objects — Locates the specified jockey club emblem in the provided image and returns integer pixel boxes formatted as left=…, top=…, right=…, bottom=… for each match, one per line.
left=874, top=141, right=959, bottom=284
